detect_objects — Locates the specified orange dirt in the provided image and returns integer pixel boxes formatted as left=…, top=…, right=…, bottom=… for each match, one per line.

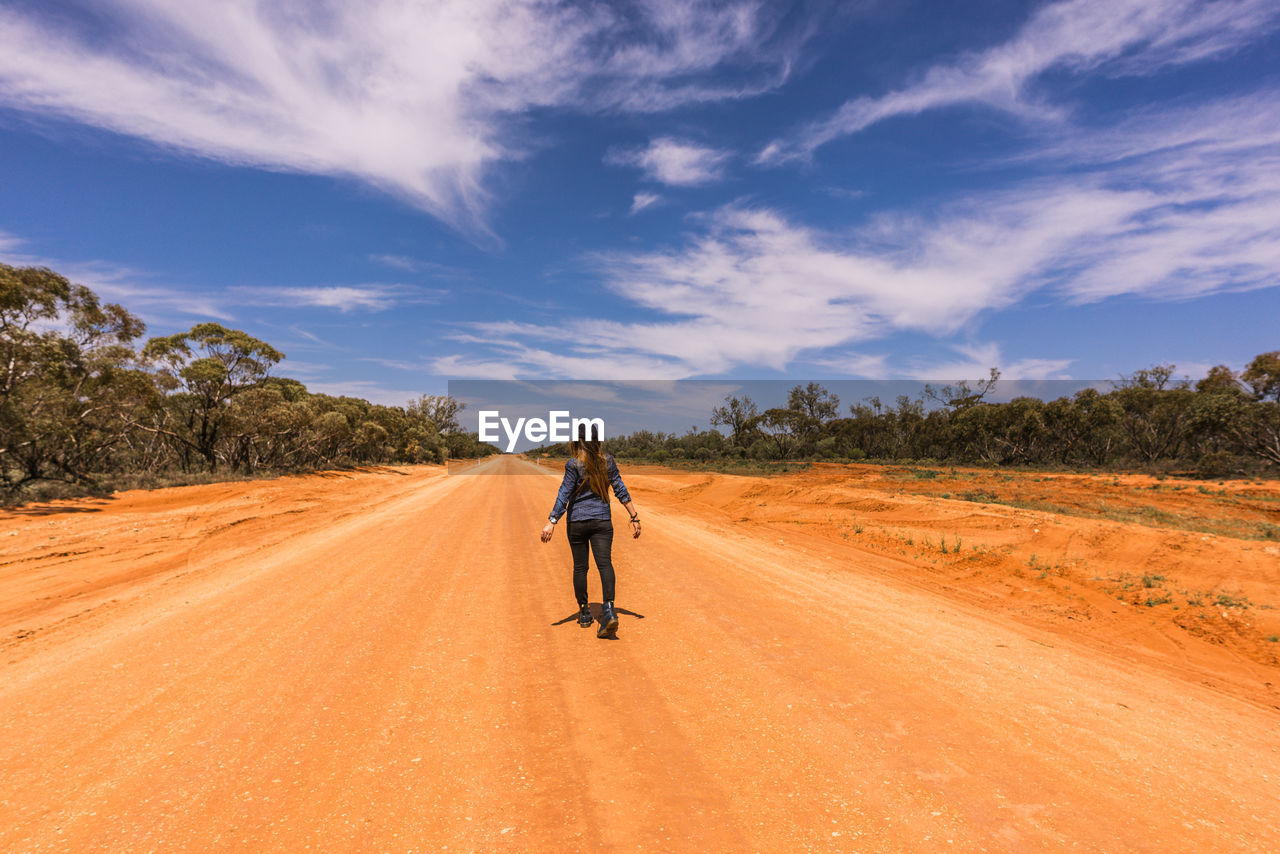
left=631, top=461, right=1280, bottom=707
left=1, top=458, right=1278, bottom=851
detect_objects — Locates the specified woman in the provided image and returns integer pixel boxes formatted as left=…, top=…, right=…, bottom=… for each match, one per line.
left=540, top=426, right=640, bottom=638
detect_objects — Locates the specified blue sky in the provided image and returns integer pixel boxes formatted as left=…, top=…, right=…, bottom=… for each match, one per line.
left=1, top=0, right=1278, bottom=405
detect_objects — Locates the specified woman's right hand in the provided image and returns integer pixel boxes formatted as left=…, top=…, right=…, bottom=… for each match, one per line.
left=540, top=522, right=555, bottom=543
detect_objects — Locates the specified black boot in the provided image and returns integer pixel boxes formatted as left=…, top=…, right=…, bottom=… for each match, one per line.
left=597, top=601, right=618, bottom=638
left=577, top=603, right=593, bottom=627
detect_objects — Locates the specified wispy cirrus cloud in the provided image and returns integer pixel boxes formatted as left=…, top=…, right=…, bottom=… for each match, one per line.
left=760, top=0, right=1280, bottom=162
left=369, top=254, right=428, bottom=273
left=232, top=284, right=442, bottom=312
left=908, top=343, right=1073, bottom=381
left=0, top=235, right=234, bottom=323
left=607, top=136, right=731, bottom=185
left=1029, top=94, right=1280, bottom=303
left=2, top=231, right=445, bottom=321
left=438, top=92, right=1280, bottom=378
left=0, top=0, right=808, bottom=234
left=368, top=253, right=471, bottom=278
left=630, top=192, right=662, bottom=213
left=438, top=197, right=1134, bottom=378
left=432, top=330, right=692, bottom=379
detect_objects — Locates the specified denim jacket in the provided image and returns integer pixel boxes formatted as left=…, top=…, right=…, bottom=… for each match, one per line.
left=549, top=455, right=632, bottom=523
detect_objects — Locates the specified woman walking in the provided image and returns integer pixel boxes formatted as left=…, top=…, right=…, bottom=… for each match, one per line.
left=540, top=426, right=640, bottom=638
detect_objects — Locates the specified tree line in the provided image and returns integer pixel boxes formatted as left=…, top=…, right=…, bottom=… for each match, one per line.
left=0, top=263, right=494, bottom=502
left=6, top=262, right=1276, bottom=501
left=551, top=366, right=1280, bottom=477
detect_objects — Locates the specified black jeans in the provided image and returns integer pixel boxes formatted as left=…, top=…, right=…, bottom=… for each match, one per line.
left=566, top=518, right=615, bottom=605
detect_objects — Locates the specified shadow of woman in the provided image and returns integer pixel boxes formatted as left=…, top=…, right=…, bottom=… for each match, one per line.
left=550, top=604, right=646, bottom=626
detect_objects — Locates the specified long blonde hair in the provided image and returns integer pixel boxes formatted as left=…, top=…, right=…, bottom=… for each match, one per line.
left=571, top=424, right=609, bottom=501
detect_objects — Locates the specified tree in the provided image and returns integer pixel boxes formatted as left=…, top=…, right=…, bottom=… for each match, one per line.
left=952, top=397, right=1049, bottom=465
left=1076, top=389, right=1123, bottom=465
left=786, top=382, right=839, bottom=421
left=1196, top=364, right=1244, bottom=395
left=1187, top=366, right=1251, bottom=461
left=886, top=395, right=926, bottom=460
left=951, top=404, right=1002, bottom=463
left=1040, top=388, right=1120, bottom=465
left=710, top=395, right=760, bottom=446
left=141, top=323, right=284, bottom=470
left=1116, top=364, right=1183, bottom=391
left=759, top=408, right=809, bottom=458
left=0, top=264, right=147, bottom=497
left=1242, top=351, right=1280, bottom=401
left=778, top=383, right=837, bottom=455
left=842, top=397, right=893, bottom=459
left=1112, top=367, right=1192, bottom=463
left=407, top=394, right=464, bottom=434
left=924, top=368, right=1000, bottom=410
left=1229, top=400, right=1280, bottom=465
left=992, top=397, right=1048, bottom=463
left=222, top=378, right=314, bottom=472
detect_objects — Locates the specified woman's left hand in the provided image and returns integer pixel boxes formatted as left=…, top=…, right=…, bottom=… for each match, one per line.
left=540, top=522, right=555, bottom=543
left=630, top=518, right=642, bottom=539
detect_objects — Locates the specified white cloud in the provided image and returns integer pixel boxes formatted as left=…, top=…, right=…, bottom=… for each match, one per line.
left=1, top=234, right=445, bottom=320
left=90, top=278, right=237, bottom=324
left=286, top=326, right=331, bottom=347
left=909, top=344, right=1074, bottom=381
left=287, top=287, right=402, bottom=312
left=1033, top=97, right=1280, bottom=303
left=271, top=358, right=332, bottom=380
left=0, top=239, right=234, bottom=323
left=803, top=346, right=1072, bottom=381
left=821, top=186, right=866, bottom=200
left=608, top=137, right=731, bottom=185
left=1027, top=90, right=1280, bottom=167
left=369, top=254, right=425, bottom=273
left=760, top=0, right=1280, bottom=162
left=428, top=354, right=523, bottom=380
left=801, top=351, right=890, bottom=378
left=431, top=329, right=692, bottom=379
left=438, top=91, right=1280, bottom=378
left=0, top=1, right=803, bottom=232
left=233, top=284, right=439, bottom=312
left=368, top=254, right=471, bottom=278
left=630, top=192, right=662, bottom=213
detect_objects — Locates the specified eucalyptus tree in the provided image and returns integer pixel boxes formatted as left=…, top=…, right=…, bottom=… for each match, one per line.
left=141, top=323, right=284, bottom=471
left=710, top=394, right=760, bottom=446
left=0, top=263, right=146, bottom=497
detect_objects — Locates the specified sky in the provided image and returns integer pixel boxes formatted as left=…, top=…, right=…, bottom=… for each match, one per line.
left=1, top=0, right=1278, bottom=408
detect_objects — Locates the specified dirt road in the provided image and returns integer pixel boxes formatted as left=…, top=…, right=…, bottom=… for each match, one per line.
left=2, top=457, right=1277, bottom=851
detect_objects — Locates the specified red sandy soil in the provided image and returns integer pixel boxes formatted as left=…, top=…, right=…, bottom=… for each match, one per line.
left=1, top=457, right=1277, bottom=851
left=630, top=462, right=1280, bottom=705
